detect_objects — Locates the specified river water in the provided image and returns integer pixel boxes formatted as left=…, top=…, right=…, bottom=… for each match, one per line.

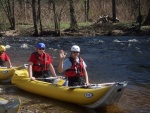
left=0, top=36, right=150, bottom=113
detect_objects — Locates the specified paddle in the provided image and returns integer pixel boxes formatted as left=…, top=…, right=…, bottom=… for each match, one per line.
left=0, top=64, right=28, bottom=69
left=13, top=77, right=105, bottom=89
left=68, top=84, right=106, bottom=89
left=68, top=85, right=89, bottom=89
left=35, top=77, right=58, bottom=80
left=0, top=67, right=15, bottom=69
left=13, top=76, right=106, bottom=89
left=22, top=64, right=28, bottom=68
left=12, top=77, right=58, bottom=81
left=25, top=77, right=66, bottom=84
left=32, top=77, right=67, bottom=86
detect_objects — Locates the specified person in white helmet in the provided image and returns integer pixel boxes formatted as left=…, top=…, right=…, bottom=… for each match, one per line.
left=0, top=45, right=12, bottom=68
left=58, top=45, right=89, bottom=86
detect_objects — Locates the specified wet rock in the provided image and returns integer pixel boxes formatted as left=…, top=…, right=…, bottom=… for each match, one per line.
left=0, top=33, right=3, bottom=36
left=1, top=30, right=20, bottom=37
left=111, top=30, right=124, bottom=35
left=0, top=88, right=3, bottom=93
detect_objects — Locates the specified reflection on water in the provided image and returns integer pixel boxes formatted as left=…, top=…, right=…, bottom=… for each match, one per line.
left=0, top=36, right=150, bottom=113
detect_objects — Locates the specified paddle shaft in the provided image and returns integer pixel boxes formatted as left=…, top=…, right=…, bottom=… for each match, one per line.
left=0, top=64, right=28, bottom=69
left=68, top=85, right=88, bottom=89
left=0, top=67, right=16, bottom=68
left=36, top=77, right=58, bottom=80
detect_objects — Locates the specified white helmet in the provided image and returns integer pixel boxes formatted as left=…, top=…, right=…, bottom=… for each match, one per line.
left=71, top=45, right=80, bottom=52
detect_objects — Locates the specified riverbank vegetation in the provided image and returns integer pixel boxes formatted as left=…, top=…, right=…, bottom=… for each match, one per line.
left=0, top=0, right=150, bottom=37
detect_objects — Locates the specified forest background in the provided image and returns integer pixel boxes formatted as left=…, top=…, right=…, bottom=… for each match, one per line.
left=0, top=0, right=150, bottom=37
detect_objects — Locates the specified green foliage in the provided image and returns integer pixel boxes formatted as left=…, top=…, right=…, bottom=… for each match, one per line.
left=60, top=23, right=70, bottom=29
left=0, top=23, right=10, bottom=30
left=17, top=24, right=33, bottom=29
left=141, top=26, right=150, bottom=31
left=113, top=23, right=137, bottom=31
left=78, top=22, right=91, bottom=27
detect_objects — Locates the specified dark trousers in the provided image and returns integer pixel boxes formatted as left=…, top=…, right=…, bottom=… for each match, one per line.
left=68, top=76, right=84, bottom=86
left=33, top=71, right=52, bottom=82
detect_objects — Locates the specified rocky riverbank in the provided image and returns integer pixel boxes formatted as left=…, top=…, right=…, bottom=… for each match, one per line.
left=0, top=23, right=150, bottom=37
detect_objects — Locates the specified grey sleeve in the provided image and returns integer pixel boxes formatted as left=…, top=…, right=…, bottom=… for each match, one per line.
left=63, top=58, right=72, bottom=71
left=83, top=60, right=87, bottom=68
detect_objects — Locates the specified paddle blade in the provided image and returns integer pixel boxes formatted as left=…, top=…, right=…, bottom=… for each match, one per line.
left=62, top=80, right=68, bottom=86
left=53, top=79, right=66, bottom=86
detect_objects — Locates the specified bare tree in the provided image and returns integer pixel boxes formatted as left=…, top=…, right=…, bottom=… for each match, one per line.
left=112, top=0, right=116, bottom=23
left=52, top=0, right=59, bottom=35
left=0, top=0, right=16, bottom=30
left=143, top=8, right=150, bottom=25
left=38, top=0, right=42, bottom=34
left=47, top=0, right=67, bottom=36
left=84, top=0, right=90, bottom=22
left=68, top=0, right=78, bottom=31
left=31, top=0, right=38, bottom=36
left=138, top=0, right=142, bottom=30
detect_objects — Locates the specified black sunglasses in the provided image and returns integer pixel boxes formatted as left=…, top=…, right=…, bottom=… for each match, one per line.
left=72, top=51, right=80, bottom=53
left=38, top=48, right=45, bottom=50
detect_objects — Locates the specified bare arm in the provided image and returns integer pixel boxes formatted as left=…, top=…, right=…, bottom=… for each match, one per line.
left=7, top=60, right=12, bottom=68
left=28, top=62, right=35, bottom=80
left=83, top=68, right=89, bottom=85
left=48, top=64, right=57, bottom=77
left=58, top=58, right=64, bottom=73
left=58, top=50, right=67, bottom=73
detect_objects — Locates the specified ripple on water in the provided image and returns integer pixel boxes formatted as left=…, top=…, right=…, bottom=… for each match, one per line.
left=119, top=86, right=150, bottom=113
left=0, top=36, right=150, bottom=113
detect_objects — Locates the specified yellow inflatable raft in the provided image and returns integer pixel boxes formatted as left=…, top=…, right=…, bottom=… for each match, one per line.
left=0, top=64, right=28, bottom=81
left=11, top=69, right=127, bottom=108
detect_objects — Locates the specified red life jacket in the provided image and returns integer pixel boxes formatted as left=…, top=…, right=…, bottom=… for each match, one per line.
left=65, top=57, right=84, bottom=77
left=32, top=52, right=49, bottom=72
left=0, top=52, right=7, bottom=67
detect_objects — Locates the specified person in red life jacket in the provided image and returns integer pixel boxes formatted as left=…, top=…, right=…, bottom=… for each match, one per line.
left=58, top=45, right=89, bottom=86
left=28, top=43, right=57, bottom=81
left=0, top=45, right=12, bottom=68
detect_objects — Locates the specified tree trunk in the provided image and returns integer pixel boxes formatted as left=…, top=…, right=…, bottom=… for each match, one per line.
left=84, top=0, right=90, bottom=22
left=11, top=0, right=15, bottom=29
left=68, top=0, right=78, bottom=31
left=24, top=0, right=27, bottom=24
left=138, top=0, right=141, bottom=30
left=0, top=0, right=16, bottom=30
left=52, top=0, right=60, bottom=35
left=112, top=0, right=116, bottom=23
left=87, top=0, right=90, bottom=22
left=38, top=0, right=42, bottom=34
left=143, top=8, right=150, bottom=25
left=31, top=0, right=38, bottom=36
